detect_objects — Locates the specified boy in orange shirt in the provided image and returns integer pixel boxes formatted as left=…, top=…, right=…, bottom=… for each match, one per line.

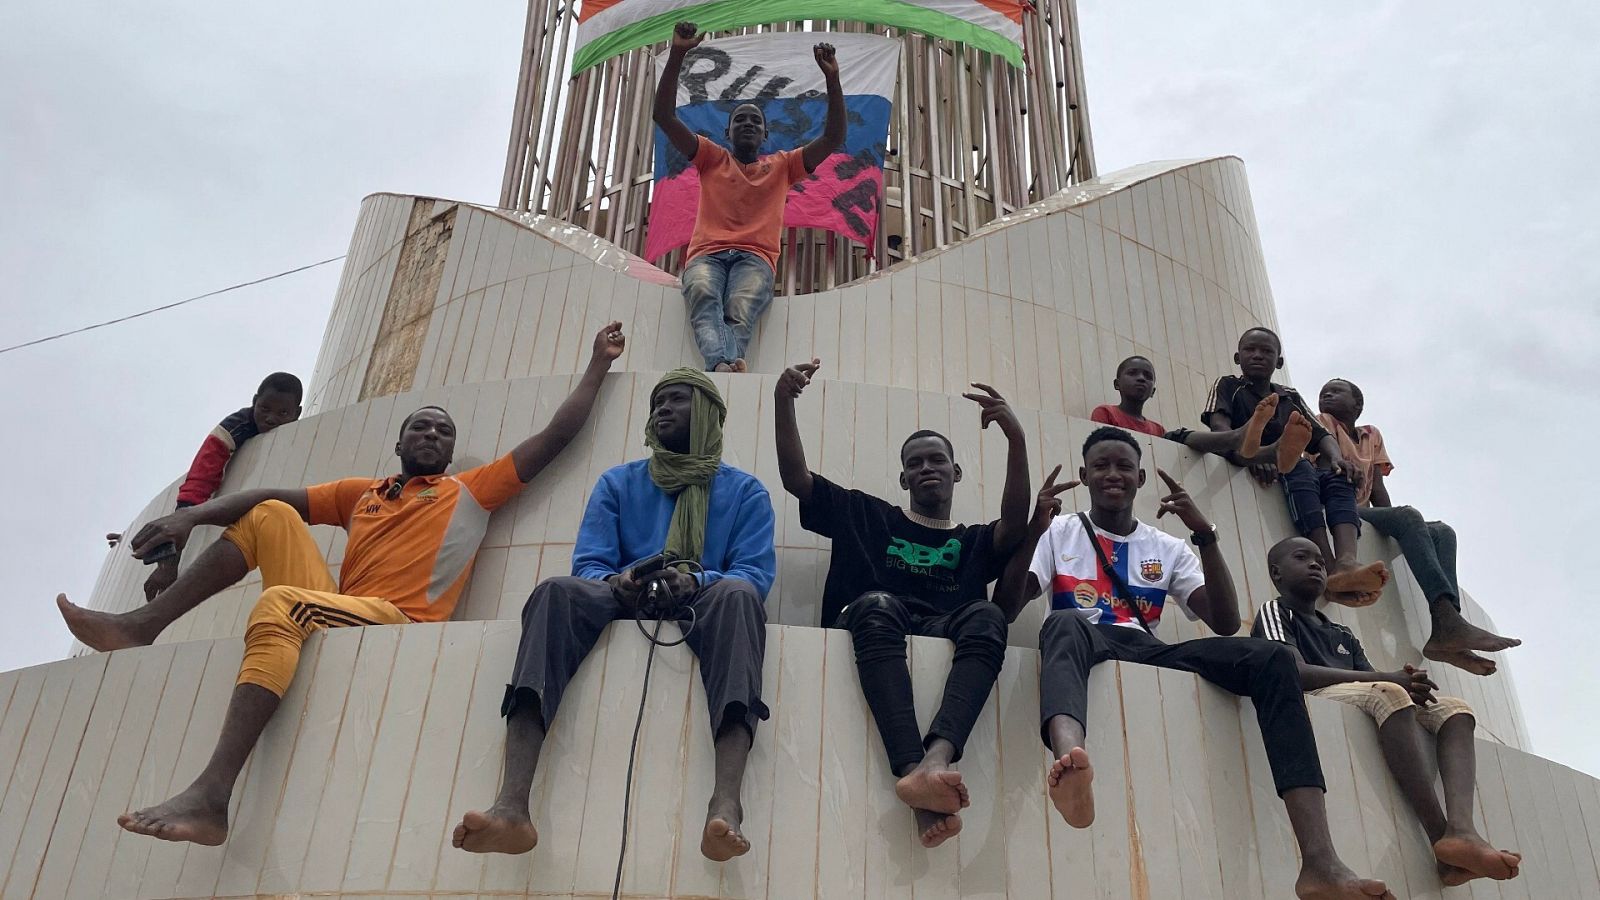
left=653, top=22, right=846, bottom=372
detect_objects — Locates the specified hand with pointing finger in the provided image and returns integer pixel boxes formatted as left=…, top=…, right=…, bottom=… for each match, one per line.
left=776, top=358, right=821, bottom=400
left=961, top=383, right=1023, bottom=440
left=1029, top=464, right=1079, bottom=537
left=1155, top=468, right=1211, bottom=534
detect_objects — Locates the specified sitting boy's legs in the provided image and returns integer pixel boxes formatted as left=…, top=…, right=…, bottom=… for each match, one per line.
left=1281, top=460, right=1387, bottom=604
left=1309, top=682, right=1520, bottom=883
left=60, top=499, right=333, bottom=651
left=720, top=250, right=775, bottom=371
left=846, top=593, right=992, bottom=848
left=120, top=577, right=406, bottom=844
left=681, top=253, right=738, bottom=372
left=1040, top=612, right=1391, bottom=899
left=1357, top=506, right=1517, bottom=673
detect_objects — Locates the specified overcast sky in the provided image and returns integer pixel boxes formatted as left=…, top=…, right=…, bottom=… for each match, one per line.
left=3, top=1, right=1596, bottom=777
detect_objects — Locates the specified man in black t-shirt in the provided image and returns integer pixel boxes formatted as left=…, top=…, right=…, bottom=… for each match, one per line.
left=774, top=358, right=1031, bottom=849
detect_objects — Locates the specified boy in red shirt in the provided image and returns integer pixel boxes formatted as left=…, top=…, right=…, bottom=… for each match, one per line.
left=1090, top=354, right=1305, bottom=468
left=653, top=22, right=846, bottom=372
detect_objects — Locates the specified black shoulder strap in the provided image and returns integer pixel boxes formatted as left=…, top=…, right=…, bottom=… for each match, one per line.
left=1076, top=513, right=1153, bottom=635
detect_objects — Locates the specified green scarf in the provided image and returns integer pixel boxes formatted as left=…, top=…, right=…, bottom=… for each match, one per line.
left=644, top=368, right=727, bottom=564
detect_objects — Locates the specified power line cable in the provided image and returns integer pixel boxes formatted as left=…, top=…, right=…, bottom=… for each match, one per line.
left=0, top=255, right=346, bottom=356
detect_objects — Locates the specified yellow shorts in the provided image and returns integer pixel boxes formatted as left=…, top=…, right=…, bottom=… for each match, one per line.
left=225, top=500, right=408, bottom=696
left=1310, top=680, right=1472, bottom=731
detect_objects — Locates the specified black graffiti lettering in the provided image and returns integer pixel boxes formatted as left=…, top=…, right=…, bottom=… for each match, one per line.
left=679, top=48, right=732, bottom=103
left=832, top=178, right=879, bottom=239
left=832, top=146, right=883, bottom=181
left=753, top=75, right=795, bottom=100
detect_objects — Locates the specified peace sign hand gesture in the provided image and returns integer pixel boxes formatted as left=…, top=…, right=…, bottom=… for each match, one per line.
left=1155, top=468, right=1212, bottom=534
left=1030, top=464, right=1079, bottom=536
left=961, top=382, right=1023, bottom=440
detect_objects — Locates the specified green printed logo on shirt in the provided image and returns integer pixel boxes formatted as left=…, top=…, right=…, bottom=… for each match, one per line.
left=886, top=537, right=963, bottom=571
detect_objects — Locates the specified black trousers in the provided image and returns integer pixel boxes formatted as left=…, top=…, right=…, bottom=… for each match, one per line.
left=842, top=592, right=1008, bottom=775
left=1038, top=611, right=1325, bottom=795
left=502, top=575, right=770, bottom=735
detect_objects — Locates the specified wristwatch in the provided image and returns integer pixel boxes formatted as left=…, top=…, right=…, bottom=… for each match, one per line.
left=1190, top=524, right=1219, bottom=548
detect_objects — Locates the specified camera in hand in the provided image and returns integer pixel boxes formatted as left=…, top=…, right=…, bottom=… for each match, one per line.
left=142, top=542, right=178, bottom=565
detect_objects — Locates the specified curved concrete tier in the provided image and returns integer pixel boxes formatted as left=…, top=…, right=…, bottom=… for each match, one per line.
left=303, top=158, right=1277, bottom=432
left=3, top=624, right=1591, bottom=900
left=83, top=372, right=1528, bottom=751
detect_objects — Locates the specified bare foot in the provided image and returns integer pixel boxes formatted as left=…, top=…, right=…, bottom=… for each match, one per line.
left=731, top=358, right=748, bottom=373
left=1275, top=411, right=1315, bottom=473
left=701, top=810, right=751, bottom=862
left=913, top=807, right=962, bottom=848
left=453, top=804, right=538, bottom=855
left=713, top=362, right=735, bottom=373
left=1427, top=607, right=1521, bottom=655
left=1434, top=832, right=1521, bottom=881
left=1326, top=588, right=1383, bottom=609
left=117, top=784, right=230, bottom=845
left=1238, top=393, right=1280, bottom=459
left=59, top=594, right=157, bottom=652
left=1324, top=560, right=1388, bottom=595
left=895, top=765, right=968, bottom=815
left=1047, top=747, right=1095, bottom=828
left=1424, top=646, right=1497, bottom=676
left=1437, top=861, right=1474, bottom=887
left=1294, top=858, right=1393, bottom=899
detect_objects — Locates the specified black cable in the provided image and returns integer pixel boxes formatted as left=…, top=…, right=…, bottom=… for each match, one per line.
left=611, top=558, right=702, bottom=900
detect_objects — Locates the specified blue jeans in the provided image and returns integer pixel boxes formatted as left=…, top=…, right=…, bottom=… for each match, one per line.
left=1359, top=506, right=1460, bottom=610
left=1279, top=459, right=1360, bottom=536
left=681, top=249, right=775, bottom=370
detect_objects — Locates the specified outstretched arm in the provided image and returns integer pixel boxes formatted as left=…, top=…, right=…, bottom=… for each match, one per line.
left=653, top=22, right=704, bottom=159
left=128, top=487, right=311, bottom=561
left=773, top=358, right=821, bottom=500
left=509, top=321, right=625, bottom=482
left=963, top=383, right=1029, bottom=553
left=1154, top=468, right=1241, bottom=635
left=801, top=43, right=845, bottom=173
left=994, top=465, right=1074, bottom=622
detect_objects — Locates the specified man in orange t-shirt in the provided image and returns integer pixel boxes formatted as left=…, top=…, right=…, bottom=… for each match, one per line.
left=653, top=21, right=846, bottom=372
left=55, top=322, right=627, bottom=848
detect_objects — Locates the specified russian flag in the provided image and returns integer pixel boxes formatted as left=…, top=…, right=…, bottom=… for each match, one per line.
left=644, top=32, right=901, bottom=264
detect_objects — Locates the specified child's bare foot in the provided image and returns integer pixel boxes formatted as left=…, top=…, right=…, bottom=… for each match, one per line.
left=1238, top=393, right=1279, bottom=459
left=1434, top=832, right=1521, bottom=881
left=58, top=594, right=158, bottom=652
left=1047, top=747, right=1095, bottom=828
left=1426, top=605, right=1521, bottom=657
left=117, top=784, right=230, bottom=845
left=701, top=804, right=751, bottom=862
left=1275, top=411, right=1315, bottom=474
left=1294, top=858, right=1394, bottom=899
left=1437, top=862, right=1474, bottom=886
left=452, top=804, right=538, bottom=855
left=731, top=358, right=748, bottom=373
left=1425, top=646, right=1497, bottom=676
left=895, top=764, right=968, bottom=815
left=913, top=807, right=961, bottom=848
left=1325, top=561, right=1389, bottom=606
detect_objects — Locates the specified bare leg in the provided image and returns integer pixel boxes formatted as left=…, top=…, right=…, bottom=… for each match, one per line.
left=1044, top=714, right=1095, bottom=828
left=702, top=721, right=754, bottom=861
left=60, top=538, right=249, bottom=651
left=1283, top=786, right=1394, bottom=899
left=897, top=738, right=968, bottom=848
left=895, top=737, right=969, bottom=815
left=1430, top=714, right=1521, bottom=881
left=1376, top=709, right=1448, bottom=839
left=118, top=683, right=279, bottom=845
left=1323, top=522, right=1388, bottom=606
left=454, top=706, right=546, bottom=854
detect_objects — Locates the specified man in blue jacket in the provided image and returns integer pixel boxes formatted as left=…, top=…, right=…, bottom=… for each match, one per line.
left=453, top=368, right=776, bottom=865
